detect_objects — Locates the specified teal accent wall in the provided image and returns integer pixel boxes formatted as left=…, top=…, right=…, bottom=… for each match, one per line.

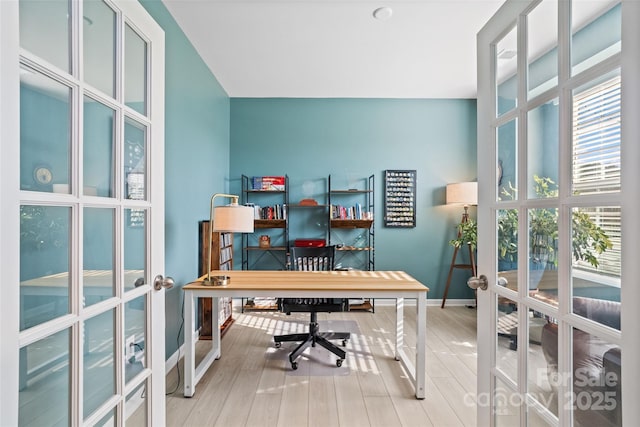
left=230, top=98, right=478, bottom=301
left=140, top=1, right=231, bottom=359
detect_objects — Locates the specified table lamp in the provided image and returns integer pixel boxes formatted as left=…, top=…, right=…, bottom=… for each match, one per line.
left=203, top=193, right=254, bottom=286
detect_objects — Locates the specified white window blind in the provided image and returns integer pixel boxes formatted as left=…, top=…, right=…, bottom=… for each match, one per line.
left=572, top=75, right=621, bottom=278
left=573, top=75, right=621, bottom=195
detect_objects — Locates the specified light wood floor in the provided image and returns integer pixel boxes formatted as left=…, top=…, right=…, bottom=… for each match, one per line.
left=165, top=302, right=479, bottom=427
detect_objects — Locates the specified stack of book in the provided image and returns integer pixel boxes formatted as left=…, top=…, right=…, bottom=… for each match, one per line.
left=251, top=176, right=285, bottom=191
left=331, top=203, right=365, bottom=220
left=247, top=203, right=287, bottom=220
left=219, top=247, right=232, bottom=267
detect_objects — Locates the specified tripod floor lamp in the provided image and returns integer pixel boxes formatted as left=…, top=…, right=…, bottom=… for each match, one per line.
left=441, top=182, right=477, bottom=308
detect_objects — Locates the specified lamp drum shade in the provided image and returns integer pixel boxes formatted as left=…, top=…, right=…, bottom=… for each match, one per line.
left=212, top=205, right=255, bottom=233
left=446, top=182, right=478, bottom=206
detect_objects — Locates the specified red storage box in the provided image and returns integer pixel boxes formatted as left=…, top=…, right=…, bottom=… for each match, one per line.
left=294, top=239, right=326, bottom=247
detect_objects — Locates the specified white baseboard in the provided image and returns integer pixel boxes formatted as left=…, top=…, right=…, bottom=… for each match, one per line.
left=359, top=298, right=476, bottom=307
left=229, top=297, right=475, bottom=308
left=433, top=299, right=477, bottom=307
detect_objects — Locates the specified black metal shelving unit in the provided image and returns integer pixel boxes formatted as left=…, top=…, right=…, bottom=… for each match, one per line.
left=241, top=174, right=289, bottom=271
left=241, top=174, right=289, bottom=311
left=328, top=174, right=375, bottom=312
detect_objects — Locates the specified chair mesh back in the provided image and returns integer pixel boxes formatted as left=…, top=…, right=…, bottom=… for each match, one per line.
left=284, top=246, right=342, bottom=308
left=293, top=256, right=331, bottom=271
left=290, top=246, right=335, bottom=272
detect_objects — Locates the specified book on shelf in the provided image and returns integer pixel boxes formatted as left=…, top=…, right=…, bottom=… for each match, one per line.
left=251, top=297, right=278, bottom=308
left=331, top=203, right=367, bottom=220
left=218, top=297, right=232, bottom=323
left=220, top=233, right=232, bottom=248
left=247, top=203, right=286, bottom=220
left=251, top=176, right=285, bottom=191
left=220, top=247, right=232, bottom=264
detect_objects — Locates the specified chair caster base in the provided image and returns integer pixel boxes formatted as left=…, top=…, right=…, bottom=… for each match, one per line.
left=336, top=359, right=343, bottom=367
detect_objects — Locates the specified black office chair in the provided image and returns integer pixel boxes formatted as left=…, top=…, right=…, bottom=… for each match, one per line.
left=274, top=246, right=350, bottom=370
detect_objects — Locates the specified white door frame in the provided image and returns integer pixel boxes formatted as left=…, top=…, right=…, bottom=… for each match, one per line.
left=477, top=0, right=640, bottom=425
left=0, top=0, right=166, bottom=424
left=619, top=1, right=640, bottom=422
left=127, top=1, right=167, bottom=424
left=477, top=2, right=534, bottom=423
left=0, top=0, right=23, bottom=422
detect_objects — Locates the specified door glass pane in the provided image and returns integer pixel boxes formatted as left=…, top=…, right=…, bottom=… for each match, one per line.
left=83, top=0, right=116, bottom=97
left=124, top=209, right=146, bottom=291
left=527, top=0, right=558, bottom=98
left=572, top=296, right=620, bottom=331
left=571, top=206, right=620, bottom=309
left=529, top=315, right=558, bottom=419
left=527, top=406, right=555, bottom=426
left=83, top=96, right=115, bottom=197
left=496, top=26, right=518, bottom=117
left=19, top=0, right=70, bottom=72
left=571, top=2, right=621, bottom=76
left=125, top=296, right=146, bottom=383
left=18, top=328, right=70, bottom=426
left=20, top=205, right=71, bottom=330
left=84, top=309, right=116, bottom=419
left=83, top=208, right=115, bottom=306
left=497, top=209, right=518, bottom=274
left=125, top=381, right=148, bottom=426
left=572, top=327, right=621, bottom=426
left=495, top=377, right=520, bottom=425
left=124, top=24, right=147, bottom=115
left=496, top=296, right=518, bottom=381
left=497, top=119, right=517, bottom=201
left=20, top=67, right=71, bottom=193
left=528, top=99, right=559, bottom=199
left=124, top=118, right=147, bottom=201
left=529, top=208, right=558, bottom=298
left=572, top=71, right=621, bottom=196
left=95, top=409, right=116, bottom=426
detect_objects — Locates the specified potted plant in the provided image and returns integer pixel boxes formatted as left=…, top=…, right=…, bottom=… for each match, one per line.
left=498, top=176, right=612, bottom=273
left=449, top=218, right=477, bottom=251
left=497, top=206, right=518, bottom=270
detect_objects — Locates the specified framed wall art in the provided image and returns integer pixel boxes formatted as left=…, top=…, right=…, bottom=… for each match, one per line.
left=384, top=170, right=416, bottom=228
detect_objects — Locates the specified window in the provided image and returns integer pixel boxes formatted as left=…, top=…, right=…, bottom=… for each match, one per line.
left=573, top=75, right=621, bottom=195
left=572, top=74, right=621, bottom=278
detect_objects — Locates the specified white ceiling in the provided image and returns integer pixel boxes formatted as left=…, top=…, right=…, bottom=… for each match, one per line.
left=162, top=0, right=505, bottom=99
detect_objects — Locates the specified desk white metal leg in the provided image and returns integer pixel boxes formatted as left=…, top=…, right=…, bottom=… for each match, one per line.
left=415, top=294, right=426, bottom=399
left=395, top=298, right=404, bottom=360
left=184, top=291, right=196, bottom=397
left=394, top=296, right=426, bottom=399
left=184, top=292, right=222, bottom=398
left=182, top=287, right=427, bottom=399
left=211, top=296, right=221, bottom=359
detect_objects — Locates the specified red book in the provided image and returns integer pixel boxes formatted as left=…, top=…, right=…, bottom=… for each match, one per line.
left=261, top=176, right=285, bottom=191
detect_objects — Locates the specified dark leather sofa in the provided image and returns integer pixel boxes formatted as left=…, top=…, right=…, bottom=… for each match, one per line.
left=540, top=297, right=621, bottom=426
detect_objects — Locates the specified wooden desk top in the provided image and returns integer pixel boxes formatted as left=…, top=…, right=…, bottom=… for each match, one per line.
left=184, top=270, right=429, bottom=293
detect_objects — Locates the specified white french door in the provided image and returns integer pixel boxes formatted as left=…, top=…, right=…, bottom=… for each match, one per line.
left=0, top=0, right=166, bottom=425
left=476, top=0, right=639, bottom=425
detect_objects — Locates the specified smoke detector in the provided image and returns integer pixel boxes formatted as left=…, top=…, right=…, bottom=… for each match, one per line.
left=373, top=7, right=393, bottom=21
